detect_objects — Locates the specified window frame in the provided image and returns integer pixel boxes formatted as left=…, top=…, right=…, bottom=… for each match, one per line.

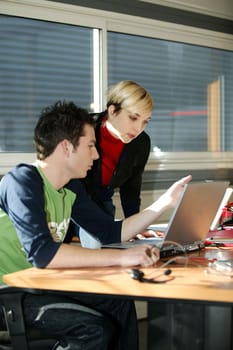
left=1, top=0, right=233, bottom=175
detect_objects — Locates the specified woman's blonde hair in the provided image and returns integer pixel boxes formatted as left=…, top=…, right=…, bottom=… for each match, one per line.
left=106, top=80, right=154, bottom=116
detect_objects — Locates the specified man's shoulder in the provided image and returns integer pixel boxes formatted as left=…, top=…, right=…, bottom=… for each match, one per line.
left=8, top=163, right=37, bottom=175
left=1, top=163, right=41, bottom=187
left=0, top=163, right=43, bottom=210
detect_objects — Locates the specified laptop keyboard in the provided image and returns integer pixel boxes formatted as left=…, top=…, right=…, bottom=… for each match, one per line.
left=160, top=241, right=205, bottom=258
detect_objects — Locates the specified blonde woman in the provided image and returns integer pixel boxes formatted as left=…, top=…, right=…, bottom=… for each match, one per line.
left=84, top=80, right=154, bottom=218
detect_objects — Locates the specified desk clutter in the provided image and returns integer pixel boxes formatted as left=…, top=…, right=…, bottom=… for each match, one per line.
left=205, top=227, right=233, bottom=247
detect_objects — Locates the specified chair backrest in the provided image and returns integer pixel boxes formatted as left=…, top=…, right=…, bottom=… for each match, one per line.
left=0, top=285, right=57, bottom=350
left=0, top=284, right=111, bottom=349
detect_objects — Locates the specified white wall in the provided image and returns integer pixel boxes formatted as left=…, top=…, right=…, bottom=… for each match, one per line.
left=141, top=0, right=233, bottom=20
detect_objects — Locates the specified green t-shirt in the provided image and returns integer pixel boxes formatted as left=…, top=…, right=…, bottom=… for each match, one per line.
left=0, top=165, right=76, bottom=283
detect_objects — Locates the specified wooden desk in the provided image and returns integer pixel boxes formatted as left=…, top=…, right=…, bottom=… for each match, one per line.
left=2, top=262, right=233, bottom=304
left=3, top=247, right=233, bottom=350
left=3, top=247, right=233, bottom=304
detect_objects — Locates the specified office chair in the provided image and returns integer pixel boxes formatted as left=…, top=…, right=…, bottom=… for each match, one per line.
left=0, top=285, right=58, bottom=350
left=0, top=284, right=112, bottom=350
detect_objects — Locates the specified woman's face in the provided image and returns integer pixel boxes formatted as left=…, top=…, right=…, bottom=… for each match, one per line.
left=106, top=105, right=151, bottom=143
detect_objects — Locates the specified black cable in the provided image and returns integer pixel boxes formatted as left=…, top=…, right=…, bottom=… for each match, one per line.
left=130, top=268, right=173, bottom=284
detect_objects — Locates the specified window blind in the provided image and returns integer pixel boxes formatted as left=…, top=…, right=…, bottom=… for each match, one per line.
left=108, top=32, right=233, bottom=151
left=0, top=15, right=93, bottom=151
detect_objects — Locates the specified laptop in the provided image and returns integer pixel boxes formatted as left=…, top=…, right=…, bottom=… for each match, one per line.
left=102, top=181, right=230, bottom=257
left=209, top=187, right=233, bottom=231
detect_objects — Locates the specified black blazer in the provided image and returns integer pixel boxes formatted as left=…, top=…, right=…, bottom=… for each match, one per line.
left=83, top=112, right=151, bottom=218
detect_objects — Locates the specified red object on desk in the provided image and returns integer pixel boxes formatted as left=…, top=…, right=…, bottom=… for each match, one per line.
left=206, top=228, right=233, bottom=247
left=219, top=201, right=233, bottom=226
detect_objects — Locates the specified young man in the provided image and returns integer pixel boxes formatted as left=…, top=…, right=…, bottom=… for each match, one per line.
left=0, top=101, right=191, bottom=349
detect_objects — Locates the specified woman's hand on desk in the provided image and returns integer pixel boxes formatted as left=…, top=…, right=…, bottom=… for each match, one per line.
left=120, top=245, right=160, bottom=267
left=135, top=229, right=164, bottom=240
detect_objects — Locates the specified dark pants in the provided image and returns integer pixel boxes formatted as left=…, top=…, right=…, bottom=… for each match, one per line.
left=23, top=292, right=139, bottom=350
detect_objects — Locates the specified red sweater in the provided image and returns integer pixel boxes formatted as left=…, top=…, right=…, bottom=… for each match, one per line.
left=100, top=120, right=124, bottom=186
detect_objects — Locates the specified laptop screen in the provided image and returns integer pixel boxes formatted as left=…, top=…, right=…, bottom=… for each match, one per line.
left=162, top=181, right=230, bottom=245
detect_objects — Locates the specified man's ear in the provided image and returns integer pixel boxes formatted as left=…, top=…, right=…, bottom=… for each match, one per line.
left=60, top=139, right=72, bottom=156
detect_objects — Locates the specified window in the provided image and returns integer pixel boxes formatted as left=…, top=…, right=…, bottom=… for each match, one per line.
left=1, top=0, right=233, bottom=174
left=0, top=15, right=94, bottom=152
left=108, top=32, right=233, bottom=152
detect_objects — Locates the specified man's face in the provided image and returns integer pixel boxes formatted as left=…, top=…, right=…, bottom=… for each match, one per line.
left=67, top=124, right=99, bottom=178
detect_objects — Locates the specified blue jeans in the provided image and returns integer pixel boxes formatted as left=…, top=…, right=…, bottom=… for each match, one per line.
left=23, top=292, right=138, bottom=350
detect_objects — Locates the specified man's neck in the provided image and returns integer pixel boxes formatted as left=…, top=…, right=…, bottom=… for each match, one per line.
left=36, top=159, right=69, bottom=190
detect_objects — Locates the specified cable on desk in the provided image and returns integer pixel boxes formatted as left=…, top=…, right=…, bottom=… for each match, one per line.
left=161, top=239, right=188, bottom=264
left=128, top=241, right=189, bottom=284
left=129, top=268, right=175, bottom=284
